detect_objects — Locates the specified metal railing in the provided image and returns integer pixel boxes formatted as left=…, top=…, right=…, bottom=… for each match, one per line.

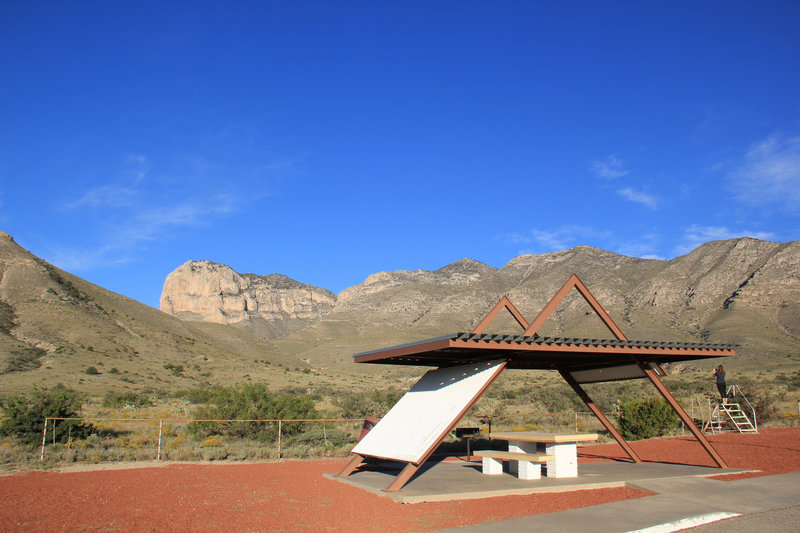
left=37, top=411, right=600, bottom=463
left=39, top=417, right=363, bottom=461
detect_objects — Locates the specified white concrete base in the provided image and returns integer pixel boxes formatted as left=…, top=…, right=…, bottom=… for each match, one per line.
left=482, top=456, right=503, bottom=475
left=517, top=460, right=543, bottom=480
left=507, top=440, right=579, bottom=478
left=545, top=442, right=578, bottom=478
left=508, top=441, right=535, bottom=475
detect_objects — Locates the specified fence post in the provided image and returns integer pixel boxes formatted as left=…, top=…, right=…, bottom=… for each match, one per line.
left=277, top=420, right=282, bottom=459
left=157, top=419, right=163, bottom=461
left=40, top=418, right=48, bottom=461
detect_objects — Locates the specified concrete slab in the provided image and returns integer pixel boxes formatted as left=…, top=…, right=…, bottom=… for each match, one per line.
left=435, top=471, right=800, bottom=532
left=324, top=458, right=750, bottom=504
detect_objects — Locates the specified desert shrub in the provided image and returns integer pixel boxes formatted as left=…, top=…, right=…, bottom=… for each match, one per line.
left=200, top=435, right=223, bottom=448
left=333, top=387, right=403, bottom=419
left=4, top=347, right=45, bottom=373
left=102, top=391, right=155, bottom=408
left=201, top=448, right=228, bottom=461
left=285, top=428, right=353, bottom=448
left=746, top=389, right=778, bottom=423
left=84, top=366, right=99, bottom=375
left=187, top=383, right=318, bottom=442
left=164, top=363, right=184, bottom=377
left=0, top=300, right=15, bottom=334
left=176, top=385, right=229, bottom=404
left=0, top=384, right=91, bottom=444
left=776, top=371, right=800, bottom=392
left=616, top=395, right=679, bottom=441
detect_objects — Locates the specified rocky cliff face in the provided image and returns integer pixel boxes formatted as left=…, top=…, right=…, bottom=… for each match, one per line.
left=160, top=261, right=336, bottom=337
left=159, top=239, right=800, bottom=367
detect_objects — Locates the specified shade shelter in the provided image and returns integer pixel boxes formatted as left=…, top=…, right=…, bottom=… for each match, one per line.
left=338, top=274, right=735, bottom=492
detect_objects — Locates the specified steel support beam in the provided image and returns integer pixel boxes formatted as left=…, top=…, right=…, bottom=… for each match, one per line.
left=471, top=296, right=529, bottom=334
left=638, top=362, right=728, bottom=468
left=337, top=453, right=366, bottom=478
left=524, top=274, right=628, bottom=340
left=559, top=369, right=642, bottom=464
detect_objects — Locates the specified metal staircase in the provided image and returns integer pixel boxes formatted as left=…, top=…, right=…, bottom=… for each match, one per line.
left=692, top=385, right=758, bottom=433
left=707, top=403, right=757, bottom=433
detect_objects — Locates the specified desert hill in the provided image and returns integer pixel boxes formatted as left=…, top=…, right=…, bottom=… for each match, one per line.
left=0, top=232, right=343, bottom=396
left=162, top=238, right=800, bottom=372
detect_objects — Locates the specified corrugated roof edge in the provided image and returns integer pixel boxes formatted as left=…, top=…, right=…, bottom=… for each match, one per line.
left=353, top=333, right=460, bottom=358
left=353, top=332, right=737, bottom=358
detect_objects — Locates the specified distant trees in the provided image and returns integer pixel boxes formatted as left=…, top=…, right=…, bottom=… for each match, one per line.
left=187, top=384, right=319, bottom=442
left=0, top=385, right=90, bottom=444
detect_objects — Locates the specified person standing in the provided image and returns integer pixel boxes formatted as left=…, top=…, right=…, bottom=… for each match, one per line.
left=713, top=365, right=727, bottom=404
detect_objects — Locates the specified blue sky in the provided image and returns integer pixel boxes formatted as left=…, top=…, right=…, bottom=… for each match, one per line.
left=1, top=1, right=799, bottom=309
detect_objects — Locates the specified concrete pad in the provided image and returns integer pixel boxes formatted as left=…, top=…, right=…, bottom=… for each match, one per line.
left=435, top=471, right=800, bottom=532
left=325, top=458, right=750, bottom=504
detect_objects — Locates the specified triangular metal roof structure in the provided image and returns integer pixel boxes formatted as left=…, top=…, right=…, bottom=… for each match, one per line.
left=338, top=274, right=734, bottom=492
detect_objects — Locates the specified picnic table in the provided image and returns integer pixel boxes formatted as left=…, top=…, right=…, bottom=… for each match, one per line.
left=488, top=431, right=599, bottom=478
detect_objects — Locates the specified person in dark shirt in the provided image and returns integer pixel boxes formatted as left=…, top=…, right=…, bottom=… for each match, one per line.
left=713, top=364, right=727, bottom=404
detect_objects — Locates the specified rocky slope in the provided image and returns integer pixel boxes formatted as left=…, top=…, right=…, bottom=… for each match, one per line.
left=0, top=232, right=316, bottom=395
left=161, top=261, right=336, bottom=339
left=161, top=238, right=800, bottom=370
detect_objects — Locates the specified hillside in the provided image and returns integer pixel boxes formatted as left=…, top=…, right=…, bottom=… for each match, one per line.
left=2, top=231, right=798, bottom=398
left=0, top=232, right=363, bottom=396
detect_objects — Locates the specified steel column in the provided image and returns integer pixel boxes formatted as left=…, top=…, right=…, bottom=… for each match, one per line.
left=638, top=363, right=728, bottom=468
left=559, top=369, right=642, bottom=464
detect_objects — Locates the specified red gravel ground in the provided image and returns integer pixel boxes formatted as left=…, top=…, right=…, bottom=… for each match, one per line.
left=1, top=427, right=797, bottom=532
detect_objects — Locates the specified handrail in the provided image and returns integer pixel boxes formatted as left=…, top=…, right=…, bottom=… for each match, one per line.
left=727, top=384, right=758, bottom=431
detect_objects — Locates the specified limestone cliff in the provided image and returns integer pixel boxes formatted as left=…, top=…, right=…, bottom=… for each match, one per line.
left=160, top=261, right=335, bottom=338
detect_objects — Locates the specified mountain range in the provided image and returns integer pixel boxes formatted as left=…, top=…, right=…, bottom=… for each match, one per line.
left=1, top=230, right=798, bottom=396
left=161, top=238, right=799, bottom=370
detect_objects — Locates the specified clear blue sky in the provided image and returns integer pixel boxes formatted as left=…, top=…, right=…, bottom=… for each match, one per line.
left=2, top=1, right=799, bottom=309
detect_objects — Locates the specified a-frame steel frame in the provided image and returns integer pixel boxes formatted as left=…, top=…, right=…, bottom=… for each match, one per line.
left=475, top=274, right=726, bottom=469
left=339, top=274, right=729, bottom=492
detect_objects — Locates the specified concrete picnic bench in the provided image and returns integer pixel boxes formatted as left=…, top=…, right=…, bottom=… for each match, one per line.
left=473, top=449, right=555, bottom=480
left=478, top=431, right=599, bottom=479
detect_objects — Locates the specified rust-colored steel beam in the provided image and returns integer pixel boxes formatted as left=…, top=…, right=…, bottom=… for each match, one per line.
left=337, top=453, right=366, bottom=477
left=559, top=369, right=642, bottom=464
left=638, top=362, right=728, bottom=468
left=524, top=274, right=628, bottom=340
left=471, top=296, right=529, bottom=334
left=384, top=360, right=509, bottom=492
left=385, top=461, right=422, bottom=492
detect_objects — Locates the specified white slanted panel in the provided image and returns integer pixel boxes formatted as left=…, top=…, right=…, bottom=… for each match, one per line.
left=352, top=359, right=506, bottom=464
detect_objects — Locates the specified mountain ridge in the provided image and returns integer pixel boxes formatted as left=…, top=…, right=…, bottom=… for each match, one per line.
left=1, top=231, right=798, bottom=397
left=160, top=237, right=800, bottom=371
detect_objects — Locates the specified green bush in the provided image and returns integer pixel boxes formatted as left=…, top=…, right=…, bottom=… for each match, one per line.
left=616, top=395, right=679, bottom=440
left=0, top=384, right=91, bottom=445
left=4, top=347, right=45, bottom=373
left=164, top=363, right=184, bottom=377
left=746, top=389, right=778, bottom=423
left=102, top=391, right=155, bottom=409
left=187, top=384, right=318, bottom=442
left=84, top=366, right=99, bottom=375
left=333, top=387, right=403, bottom=418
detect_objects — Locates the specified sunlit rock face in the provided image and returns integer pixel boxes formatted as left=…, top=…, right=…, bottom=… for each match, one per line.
left=160, top=260, right=335, bottom=337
